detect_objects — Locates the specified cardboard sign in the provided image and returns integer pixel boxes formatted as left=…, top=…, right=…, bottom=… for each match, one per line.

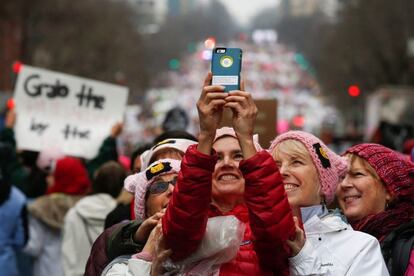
left=13, top=65, right=128, bottom=159
left=220, top=99, right=277, bottom=148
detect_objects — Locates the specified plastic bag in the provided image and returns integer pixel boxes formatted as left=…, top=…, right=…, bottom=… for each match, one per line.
left=163, top=215, right=245, bottom=275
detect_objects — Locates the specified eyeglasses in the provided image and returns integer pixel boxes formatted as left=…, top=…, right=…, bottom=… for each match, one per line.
left=148, top=178, right=177, bottom=194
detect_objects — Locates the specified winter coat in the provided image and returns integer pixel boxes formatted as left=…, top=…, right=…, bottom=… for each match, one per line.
left=103, top=215, right=249, bottom=276
left=0, top=127, right=117, bottom=197
left=381, top=219, right=414, bottom=276
left=62, top=193, right=117, bottom=276
left=84, top=220, right=145, bottom=276
left=24, top=193, right=82, bottom=276
left=0, top=187, right=27, bottom=276
left=289, top=211, right=389, bottom=276
left=0, top=128, right=47, bottom=197
left=162, top=145, right=295, bottom=275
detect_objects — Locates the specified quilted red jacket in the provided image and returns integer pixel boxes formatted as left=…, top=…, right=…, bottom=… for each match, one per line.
left=162, top=145, right=295, bottom=275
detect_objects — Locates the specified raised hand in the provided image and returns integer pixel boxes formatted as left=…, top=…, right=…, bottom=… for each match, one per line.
left=196, top=72, right=227, bottom=154
left=224, top=85, right=258, bottom=158
left=224, top=90, right=257, bottom=139
left=5, top=109, right=16, bottom=128
left=110, top=122, right=123, bottom=138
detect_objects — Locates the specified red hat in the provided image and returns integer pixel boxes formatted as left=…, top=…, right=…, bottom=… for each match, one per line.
left=346, top=143, right=414, bottom=201
left=47, top=157, right=91, bottom=195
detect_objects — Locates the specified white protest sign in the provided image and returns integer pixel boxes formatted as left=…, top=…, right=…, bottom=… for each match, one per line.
left=13, top=65, right=129, bottom=159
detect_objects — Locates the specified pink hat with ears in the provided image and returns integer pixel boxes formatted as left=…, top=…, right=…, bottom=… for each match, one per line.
left=214, top=127, right=263, bottom=151
left=269, top=131, right=348, bottom=204
left=124, top=158, right=181, bottom=221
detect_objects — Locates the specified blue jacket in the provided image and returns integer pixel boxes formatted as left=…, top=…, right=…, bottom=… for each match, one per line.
left=0, top=187, right=27, bottom=276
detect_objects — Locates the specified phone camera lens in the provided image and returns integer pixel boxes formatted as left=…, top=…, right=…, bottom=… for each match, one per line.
left=220, top=56, right=233, bottom=68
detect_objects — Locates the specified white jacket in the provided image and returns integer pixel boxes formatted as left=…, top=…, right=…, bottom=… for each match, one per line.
left=289, top=213, right=389, bottom=276
left=24, top=215, right=64, bottom=276
left=105, top=258, right=151, bottom=276
left=62, top=193, right=117, bottom=276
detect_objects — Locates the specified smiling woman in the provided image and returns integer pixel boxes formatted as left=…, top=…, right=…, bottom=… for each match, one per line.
left=273, top=139, right=321, bottom=207
left=268, top=131, right=389, bottom=276
left=161, top=72, right=296, bottom=275
left=336, top=154, right=391, bottom=222
left=211, top=134, right=246, bottom=211
left=336, top=143, right=414, bottom=275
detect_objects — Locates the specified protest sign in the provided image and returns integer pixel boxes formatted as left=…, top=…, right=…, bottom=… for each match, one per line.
left=13, top=65, right=129, bottom=159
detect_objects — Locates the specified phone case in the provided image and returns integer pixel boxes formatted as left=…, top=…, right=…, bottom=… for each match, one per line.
left=211, top=48, right=242, bottom=92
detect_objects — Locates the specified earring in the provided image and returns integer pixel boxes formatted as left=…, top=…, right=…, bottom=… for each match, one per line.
left=321, top=197, right=327, bottom=212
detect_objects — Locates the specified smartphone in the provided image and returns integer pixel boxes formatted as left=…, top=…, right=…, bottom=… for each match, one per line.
left=211, top=47, right=242, bottom=92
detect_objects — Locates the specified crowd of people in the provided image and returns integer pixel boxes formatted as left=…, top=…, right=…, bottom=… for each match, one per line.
left=123, top=40, right=339, bottom=150
left=1, top=68, right=414, bottom=276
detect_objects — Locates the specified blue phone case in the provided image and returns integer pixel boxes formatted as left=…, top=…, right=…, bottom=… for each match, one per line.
left=211, top=48, right=242, bottom=92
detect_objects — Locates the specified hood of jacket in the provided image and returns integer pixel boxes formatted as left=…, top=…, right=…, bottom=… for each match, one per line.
left=28, top=193, right=82, bottom=230
left=74, top=193, right=117, bottom=225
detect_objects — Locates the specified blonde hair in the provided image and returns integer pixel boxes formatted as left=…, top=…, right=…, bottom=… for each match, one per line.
left=271, top=139, right=310, bottom=162
left=346, top=153, right=393, bottom=203
left=271, top=139, right=323, bottom=199
left=346, top=153, right=381, bottom=181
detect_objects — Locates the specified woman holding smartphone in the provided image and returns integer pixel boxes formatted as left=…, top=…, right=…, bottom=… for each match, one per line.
left=162, top=72, right=295, bottom=275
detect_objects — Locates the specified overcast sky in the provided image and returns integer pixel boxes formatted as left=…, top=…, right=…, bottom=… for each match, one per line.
left=217, top=0, right=281, bottom=26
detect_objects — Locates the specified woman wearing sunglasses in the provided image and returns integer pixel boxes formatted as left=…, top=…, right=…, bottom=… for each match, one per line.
left=85, top=136, right=197, bottom=276
left=102, top=158, right=180, bottom=275
left=104, top=158, right=245, bottom=275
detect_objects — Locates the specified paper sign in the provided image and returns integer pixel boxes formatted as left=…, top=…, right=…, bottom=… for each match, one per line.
left=13, top=65, right=129, bottom=159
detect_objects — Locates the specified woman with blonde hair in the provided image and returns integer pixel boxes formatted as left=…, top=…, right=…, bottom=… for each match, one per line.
left=269, top=131, right=389, bottom=275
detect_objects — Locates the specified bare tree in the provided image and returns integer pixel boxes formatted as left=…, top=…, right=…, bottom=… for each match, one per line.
left=318, top=0, right=414, bottom=104
left=0, top=0, right=27, bottom=92
left=143, top=0, right=239, bottom=79
left=253, top=0, right=414, bottom=124
left=9, top=0, right=149, bottom=101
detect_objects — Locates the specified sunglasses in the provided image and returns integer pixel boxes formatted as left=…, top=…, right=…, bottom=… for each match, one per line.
left=148, top=178, right=177, bottom=195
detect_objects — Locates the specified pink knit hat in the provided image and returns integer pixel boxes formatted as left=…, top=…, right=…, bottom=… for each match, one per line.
left=124, top=158, right=181, bottom=220
left=214, top=127, right=263, bottom=151
left=140, top=138, right=197, bottom=171
left=269, top=131, right=348, bottom=204
left=345, top=143, right=414, bottom=201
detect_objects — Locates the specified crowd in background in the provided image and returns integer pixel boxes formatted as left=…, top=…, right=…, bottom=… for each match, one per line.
left=123, top=40, right=340, bottom=152
left=1, top=70, right=414, bottom=276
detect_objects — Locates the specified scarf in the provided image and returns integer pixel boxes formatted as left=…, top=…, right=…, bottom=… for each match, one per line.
left=351, top=202, right=414, bottom=243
